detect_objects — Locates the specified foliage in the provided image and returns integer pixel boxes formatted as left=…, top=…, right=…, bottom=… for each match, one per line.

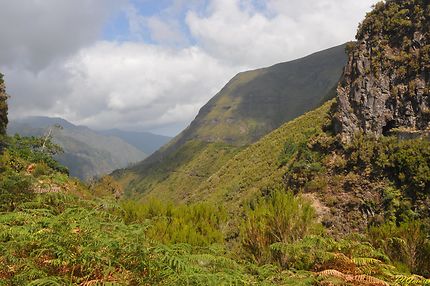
left=0, top=135, right=69, bottom=212
left=0, top=72, right=7, bottom=137
left=0, top=191, right=322, bottom=286
left=240, top=190, right=320, bottom=264
left=355, top=0, right=430, bottom=78
left=345, top=135, right=430, bottom=195
left=369, top=220, right=430, bottom=276
left=2, top=135, right=67, bottom=174
left=120, top=199, right=227, bottom=246
left=0, top=130, right=428, bottom=284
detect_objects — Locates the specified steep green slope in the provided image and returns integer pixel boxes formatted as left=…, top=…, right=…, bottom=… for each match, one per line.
left=193, top=100, right=334, bottom=206
left=117, top=141, right=243, bottom=201
left=2, top=130, right=428, bottom=284
left=116, top=44, right=347, bottom=197
left=8, top=117, right=146, bottom=180
left=172, top=44, right=346, bottom=146
left=193, top=96, right=430, bottom=237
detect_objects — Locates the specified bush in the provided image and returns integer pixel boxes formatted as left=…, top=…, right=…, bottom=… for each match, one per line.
left=369, top=220, right=430, bottom=276
left=240, top=190, right=320, bottom=264
left=120, top=199, right=227, bottom=246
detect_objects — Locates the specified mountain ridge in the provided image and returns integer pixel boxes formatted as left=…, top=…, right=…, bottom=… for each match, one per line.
left=114, top=44, right=348, bottom=198
left=8, top=117, right=147, bottom=180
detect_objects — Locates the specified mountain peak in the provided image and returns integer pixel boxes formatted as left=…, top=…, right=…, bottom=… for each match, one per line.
left=114, top=44, right=348, bottom=198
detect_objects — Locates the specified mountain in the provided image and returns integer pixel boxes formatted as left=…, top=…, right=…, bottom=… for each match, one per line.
left=99, top=129, right=171, bottom=155
left=114, top=44, right=348, bottom=197
left=113, top=0, right=430, bottom=238
left=8, top=117, right=147, bottom=180
left=2, top=1, right=430, bottom=284
left=162, top=44, right=347, bottom=150
left=177, top=0, right=430, bottom=230
left=140, top=0, right=429, bottom=234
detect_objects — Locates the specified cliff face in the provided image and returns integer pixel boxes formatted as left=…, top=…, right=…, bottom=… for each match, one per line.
left=335, top=0, right=430, bottom=142
left=0, top=73, right=8, bottom=136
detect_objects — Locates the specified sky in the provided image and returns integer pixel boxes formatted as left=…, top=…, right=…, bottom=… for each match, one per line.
left=0, top=0, right=379, bottom=136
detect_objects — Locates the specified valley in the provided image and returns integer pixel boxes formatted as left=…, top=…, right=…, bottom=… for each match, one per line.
left=1, top=0, right=430, bottom=285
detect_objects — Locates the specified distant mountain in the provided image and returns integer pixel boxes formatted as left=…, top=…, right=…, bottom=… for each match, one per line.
left=8, top=117, right=147, bottom=181
left=99, top=129, right=171, bottom=155
left=114, top=44, right=348, bottom=198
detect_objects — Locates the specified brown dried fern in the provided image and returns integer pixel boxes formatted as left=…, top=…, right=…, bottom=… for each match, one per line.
left=317, top=269, right=390, bottom=286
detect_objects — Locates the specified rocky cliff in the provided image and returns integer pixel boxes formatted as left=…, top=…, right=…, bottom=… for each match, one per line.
left=335, top=0, right=430, bottom=142
left=0, top=73, right=8, bottom=136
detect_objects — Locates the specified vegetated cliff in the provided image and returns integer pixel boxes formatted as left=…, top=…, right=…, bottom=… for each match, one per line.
left=178, top=1, right=430, bottom=236
left=115, top=45, right=347, bottom=199
left=335, top=0, right=430, bottom=142
left=0, top=73, right=7, bottom=136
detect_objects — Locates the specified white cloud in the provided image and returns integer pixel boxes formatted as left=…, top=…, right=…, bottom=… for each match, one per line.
left=7, top=42, right=239, bottom=134
left=0, top=0, right=122, bottom=70
left=1, top=0, right=380, bottom=135
left=187, top=0, right=378, bottom=67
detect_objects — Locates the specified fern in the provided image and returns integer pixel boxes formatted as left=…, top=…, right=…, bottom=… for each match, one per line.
left=395, top=275, right=430, bottom=286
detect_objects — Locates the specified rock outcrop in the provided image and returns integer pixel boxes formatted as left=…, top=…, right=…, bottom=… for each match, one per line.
left=334, top=0, right=430, bottom=142
left=0, top=73, right=8, bottom=136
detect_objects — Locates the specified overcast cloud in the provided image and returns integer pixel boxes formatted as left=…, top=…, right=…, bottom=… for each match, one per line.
left=0, top=0, right=379, bottom=136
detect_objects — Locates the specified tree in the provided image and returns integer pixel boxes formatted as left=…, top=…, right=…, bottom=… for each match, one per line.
left=0, top=73, right=9, bottom=151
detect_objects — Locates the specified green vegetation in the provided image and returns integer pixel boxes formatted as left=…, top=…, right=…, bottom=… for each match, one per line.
left=195, top=99, right=334, bottom=208
left=356, top=0, right=430, bottom=78
left=2, top=115, right=429, bottom=284
left=2, top=1, right=430, bottom=284
left=241, top=190, right=320, bottom=264
left=120, top=199, right=227, bottom=246
left=369, top=220, right=430, bottom=276
left=115, top=44, right=347, bottom=201
left=119, top=140, right=242, bottom=202
left=0, top=135, right=84, bottom=212
left=0, top=73, right=7, bottom=137
left=8, top=117, right=147, bottom=181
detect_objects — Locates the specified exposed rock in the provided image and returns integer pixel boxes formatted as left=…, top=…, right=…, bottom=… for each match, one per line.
left=334, top=0, right=430, bottom=142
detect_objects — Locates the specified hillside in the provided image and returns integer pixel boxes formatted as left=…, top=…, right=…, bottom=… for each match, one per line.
left=115, top=44, right=348, bottom=198
left=8, top=117, right=147, bottom=180
left=2, top=1, right=430, bottom=284
left=169, top=43, right=347, bottom=147
left=186, top=0, right=430, bottom=234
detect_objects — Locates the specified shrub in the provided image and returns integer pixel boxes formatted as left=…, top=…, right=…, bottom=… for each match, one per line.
left=120, top=199, right=227, bottom=246
left=240, top=190, right=320, bottom=264
left=368, top=220, right=430, bottom=276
